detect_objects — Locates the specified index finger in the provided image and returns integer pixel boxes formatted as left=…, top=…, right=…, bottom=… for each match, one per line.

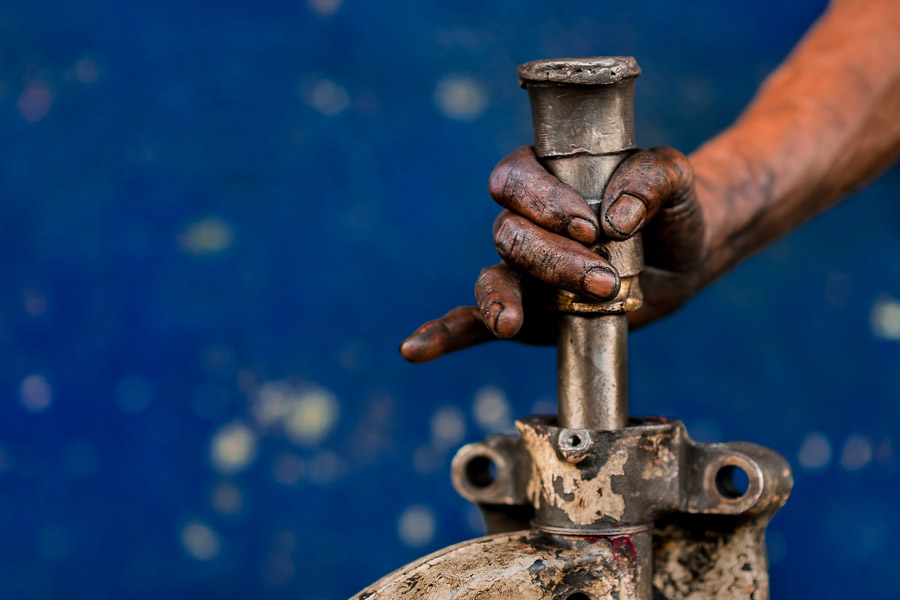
left=488, top=146, right=599, bottom=245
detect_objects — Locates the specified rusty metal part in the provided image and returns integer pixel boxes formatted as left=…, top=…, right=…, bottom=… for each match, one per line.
left=357, top=57, right=794, bottom=600
left=452, top=418, right=791, bottom=533
left=357, top=416, right=792, bottom=600
left=520, top=57, right=642, bottom=432
left=447, top=417, right=791, bottom=600
left=554, top=276, right=644, bottom=313
left=353, top=530, right=651, bottom=600
left=518, top=58, right=639, bottom=158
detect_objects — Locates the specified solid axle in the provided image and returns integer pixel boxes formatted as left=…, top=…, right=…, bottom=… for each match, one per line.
left=518, top=57, right=644, bottom=431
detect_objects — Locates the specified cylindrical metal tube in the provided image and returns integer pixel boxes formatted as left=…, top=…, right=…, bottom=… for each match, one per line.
left=518, top=57, right=642, bottom=431
left=543, top=153, right=636, bottom=431
left=558, top=313, right=629, bottom=430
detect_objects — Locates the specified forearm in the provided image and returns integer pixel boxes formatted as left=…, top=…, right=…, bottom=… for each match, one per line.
left=690, top=0, right=900, bottom=286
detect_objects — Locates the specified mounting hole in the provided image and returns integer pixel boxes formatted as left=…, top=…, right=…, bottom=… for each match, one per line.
left=715, top=465, right=750, bottom=499
left=465, top=455, right=498, bottom=489
left=566, top=434, right=582, bottom=447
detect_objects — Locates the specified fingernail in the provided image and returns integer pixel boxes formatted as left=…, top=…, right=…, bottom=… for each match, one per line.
left=399, top=335, right=434, bottom=363
left=399, top=338, right=415, bottom=356
left=486, top=301, right=504, bottom=334
left=582, top=267, right=619, bottom=299
left=567, top=217, right=598, bottom=243
left=606, top=193, right=646, bottom=236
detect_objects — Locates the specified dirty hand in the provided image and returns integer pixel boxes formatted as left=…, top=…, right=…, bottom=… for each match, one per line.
left=400, top=145, right=706, bottom=363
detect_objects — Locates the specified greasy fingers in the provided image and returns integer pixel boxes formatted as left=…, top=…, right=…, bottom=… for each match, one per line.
left=399, top=306, right=496, bottom=363
left=493, top=211, right=620, bottom=300
left=600, top=147, right=696, bottom=241
left=474, top=263, right=523, bottom=338
left=488, top=146, right=599, bottom=244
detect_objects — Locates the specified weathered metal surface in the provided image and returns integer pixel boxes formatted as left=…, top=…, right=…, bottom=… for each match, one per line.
left=520, top=58, right=644, bottom=432
left=445, top=416, right=792, bottom=599
left=519, top=417, right=679, bottom=531
left=453, top=418, right=791, bottom=534
left=652, top=516, right=776, bottom=600
left=354, top=521, right=783, bottom=600
left=554, top=276, right=644, bottom=314
left=353, top=531, right=650, bottom=600
left=518, top=58, right=640, bottom=158
left=369, top=56, right=794, bottom=600
left=557, top=315, right=630, bottom=430
left=451, top=434, right=529, bottom=508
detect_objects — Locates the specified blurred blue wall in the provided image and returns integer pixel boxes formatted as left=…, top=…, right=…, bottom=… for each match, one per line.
left=1, top=0, right=899, bottom=598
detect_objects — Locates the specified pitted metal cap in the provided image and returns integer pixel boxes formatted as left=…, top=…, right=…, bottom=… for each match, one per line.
left=519, top=57, right=640, bottom=158
left=517, top=57, right=641, bottom=88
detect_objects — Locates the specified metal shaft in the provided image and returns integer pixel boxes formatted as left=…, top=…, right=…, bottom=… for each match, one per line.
left=557, top=313, right=628, bottom=430
left=518, top=57, right=643, bottom=431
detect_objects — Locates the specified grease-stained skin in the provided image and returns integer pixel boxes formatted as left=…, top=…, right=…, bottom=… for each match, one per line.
left=400, top=0, right=900, bottom=362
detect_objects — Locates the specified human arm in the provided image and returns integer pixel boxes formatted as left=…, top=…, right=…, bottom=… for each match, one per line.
left=401, top=0, right=900, bottom=362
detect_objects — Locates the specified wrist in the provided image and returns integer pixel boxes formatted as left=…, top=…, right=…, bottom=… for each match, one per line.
left=688, top=128, right=773, bottom=288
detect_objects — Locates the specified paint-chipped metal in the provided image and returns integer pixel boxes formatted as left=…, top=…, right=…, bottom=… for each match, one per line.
left=358, top=56, right=794, bottom=600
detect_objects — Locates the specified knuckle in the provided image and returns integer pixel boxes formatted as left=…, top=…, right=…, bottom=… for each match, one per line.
left=474, top=267, right=498, bottom=299
left=651, top=146, right=695, bottom=192
left=492, top=210, right=510, bottom=237
left=488, top=160, right=513, bottom=201
left=493, top=217, right=523, bottom=258
left=626, top=160, right=669, bottom=202
left=476, top=265, right=495, bottom=282
left=607, top=151, right=661, bottom=202
left=488, top=148, right=531, bottom=203
left=535, top=245, right=564, bottom=280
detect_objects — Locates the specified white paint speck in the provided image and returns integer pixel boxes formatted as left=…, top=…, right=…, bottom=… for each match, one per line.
left=302, top=78, right=349, bottom=117
left=181, top=520, right=221, bottom=560
left=473, top=386, right=511, bottom=432
left=840, top=435, right=872, bottom=471
left=210, top=422, right=257, bottom=474
left=18, top=85, right=53, bottom=122
left=397, top=504, right=436, bottom=547
left=797, top=432, right=831, bottom=471
left=211, top=481, right=244, bottom=515
left=286, top=389, right=339, bottom=446
left=434, top=75, right=488, bottom=121
left=253, top=381, right=339, bottom=447
left=308, top=0, right=342, bottom=16
left=73, top=57, right=100, bottom=84
left=870, top=295, right=900, bottom=340
left=430, top=406, right=466, bottom=449
left=19, top=374, right=52, bottom=413
left=178, top=217, right=234, bottom=255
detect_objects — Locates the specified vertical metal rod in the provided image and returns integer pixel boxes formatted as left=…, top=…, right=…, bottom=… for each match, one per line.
left=518, top=57, right=643, bottom=432
left=557, top=313, right=629, bottom=430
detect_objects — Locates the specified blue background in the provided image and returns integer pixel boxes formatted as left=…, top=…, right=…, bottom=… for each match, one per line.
left=1, top=0, right=899, bottom=598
